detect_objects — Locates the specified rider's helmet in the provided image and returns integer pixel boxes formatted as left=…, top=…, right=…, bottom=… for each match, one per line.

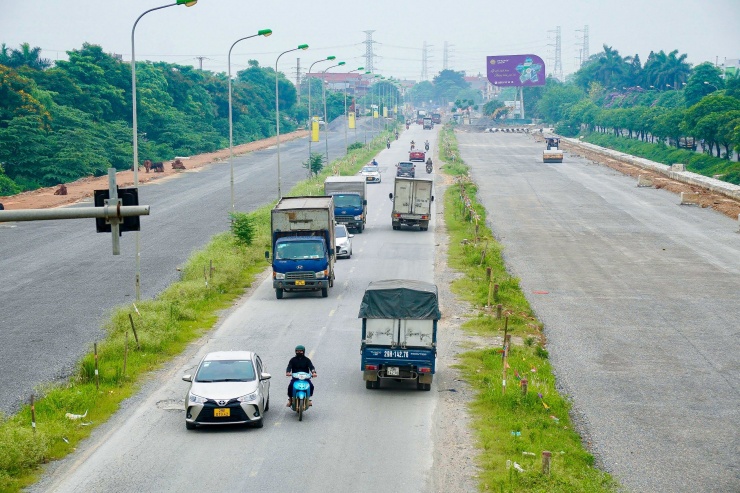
left=295, top=345, right=305, bottom=354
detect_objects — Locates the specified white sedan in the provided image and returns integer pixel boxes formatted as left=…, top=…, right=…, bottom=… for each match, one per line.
left=335, top=224, right=354, bottom=258
left=360, top=165, right=381, bottom=183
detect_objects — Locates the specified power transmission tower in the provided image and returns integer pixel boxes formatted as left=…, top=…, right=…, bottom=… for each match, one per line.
left=547, top=26, right=562, bottom=80
left=295, top=57, right=302, bottom=97
left=196, top=56, right=206, bottom=70
left=443, top=41, right=448, bottom=70
left=576, top=25, right=589, bottom=68
left=363, top=30, right=376, bottom=74
left=421, top=41, right=429, bottom=81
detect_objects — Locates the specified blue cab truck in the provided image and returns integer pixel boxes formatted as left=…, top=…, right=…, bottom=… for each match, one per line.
left=267, top=196, right=335, bottom=300
left=358, top=279, right=441, bottom=391
left=323, top=176, right=367, bottom=233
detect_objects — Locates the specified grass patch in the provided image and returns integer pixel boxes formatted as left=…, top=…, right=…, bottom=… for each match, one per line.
left=0, top=129, right=396, bottom=492
left=439, top=124, right=619, bottom=492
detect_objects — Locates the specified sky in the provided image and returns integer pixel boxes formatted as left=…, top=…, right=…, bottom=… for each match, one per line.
left=2, top=0, right=739, bottom=83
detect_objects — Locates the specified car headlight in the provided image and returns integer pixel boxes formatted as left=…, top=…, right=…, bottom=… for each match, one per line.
left=315, top=269, right=328, bottom=279
left=274, top=272, right=285, bottom=280
left=237, top=392, right=259, bottom=403
left=353, top=215, right=363, bottom=220
left=189, top=393, right=207, bottom=404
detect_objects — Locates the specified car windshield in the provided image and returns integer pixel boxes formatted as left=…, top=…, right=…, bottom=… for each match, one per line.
left=276, top=240, right=324, bottom=260
left=195, top=359, right=256, bottom=382
left=333, top=194, right=362, bottom=208
left=336, top=226, right=347, bottom=238
left=399, top=162, right=413, bottom=168
left=362, top=166, right=376, bottom=173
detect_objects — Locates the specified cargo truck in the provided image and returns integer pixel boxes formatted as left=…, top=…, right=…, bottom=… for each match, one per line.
left=324, top=176, right=367, bottom=233
left=422, top=117, right=433, bottom=130
left=388, top=177, right=434, bottom=231
left=359, top=279, right=441, bottom=390
left=267, top=196, right=335, bottom=299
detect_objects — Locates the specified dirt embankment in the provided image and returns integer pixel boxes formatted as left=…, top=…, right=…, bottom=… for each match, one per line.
left=0, top=131, right=308, bottom=210
left=533, top=134, right=740, bottom=220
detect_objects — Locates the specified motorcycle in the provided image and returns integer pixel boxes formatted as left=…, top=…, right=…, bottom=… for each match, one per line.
left=410, top=142, right=415, bottom=150
left=426, top=160, right=433, bottom=174
left=424, top=143, right=430, bottom=151
left=386, top=139, right=391, bottom=149
left=395, top=132, right=399, bottom=140
left=289, top=372, right=313, bottom=421
left=406, top=123, right=410, bottom=130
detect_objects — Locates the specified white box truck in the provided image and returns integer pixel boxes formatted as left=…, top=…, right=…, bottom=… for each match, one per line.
left=388, top=177, right=434, bottom=231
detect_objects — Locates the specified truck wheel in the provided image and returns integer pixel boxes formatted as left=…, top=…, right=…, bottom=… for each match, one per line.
left=424, top=383, right=431, bottom=391
left=373, top=379, right=381, bottom=389
left=366, top=380, right=373, bottom=389
left=275, top=288, right=283, bottom=299
left=321, top=287, right=328, bottom=298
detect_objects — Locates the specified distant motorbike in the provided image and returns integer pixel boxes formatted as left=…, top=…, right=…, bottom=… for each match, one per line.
left=406, top=123, right=410, bottom=130
left=426, top=159, right=433, bottom=174
left=289, top=372, right=313, bottom=421
left=386, top=139, right=391, bottom=149
left=424, top=142, right=430, bottom=151
left=395, top=132, right=399, bottom=140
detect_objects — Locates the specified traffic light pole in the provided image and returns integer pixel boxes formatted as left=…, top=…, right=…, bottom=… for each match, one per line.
left=0, top=169, right=149, bottom=255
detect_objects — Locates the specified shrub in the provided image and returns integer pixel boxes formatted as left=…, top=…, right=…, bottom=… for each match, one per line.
left=229, top=212, right=255, bottom=246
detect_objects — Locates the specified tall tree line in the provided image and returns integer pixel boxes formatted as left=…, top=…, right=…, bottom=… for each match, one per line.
left=0, top=43, right=303, bottom=195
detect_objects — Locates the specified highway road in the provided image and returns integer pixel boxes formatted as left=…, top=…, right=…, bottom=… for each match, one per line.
left=30, top=123, right=453, bottom=492
left=457, top=130, right=739, bottom=493
left=0, top=123, right=378, bottom=416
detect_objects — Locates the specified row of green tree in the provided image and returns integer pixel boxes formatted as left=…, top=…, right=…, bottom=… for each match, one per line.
left=0, top=42, right=309, bottom=195
left=476, top=45, right=740, bottom=169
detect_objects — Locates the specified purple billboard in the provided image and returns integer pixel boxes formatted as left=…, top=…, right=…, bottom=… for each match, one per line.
left=486, top=54, right=546, bottom=87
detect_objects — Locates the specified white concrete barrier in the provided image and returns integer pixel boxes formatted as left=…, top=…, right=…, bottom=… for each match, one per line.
left=637, top=175, right=654, bottom=187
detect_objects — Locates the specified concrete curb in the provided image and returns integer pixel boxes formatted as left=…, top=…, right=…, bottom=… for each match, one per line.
left=563, top=138, right=740, bottom=202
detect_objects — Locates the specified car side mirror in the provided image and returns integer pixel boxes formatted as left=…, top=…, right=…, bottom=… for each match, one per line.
left=431, top=196, right=435, bottom=202
left=182, top=375, right=192, bottom=382
left=363, top=199, right=367, bottom=205
left=264, top=251, right=270, bottom=259
left=349, top=234, right=355, bottom=238
left=329, top=248, right=335, bottom=256
left=261, top=373, right=272, bottom=381
left=388, top=193, right=393, bottom=200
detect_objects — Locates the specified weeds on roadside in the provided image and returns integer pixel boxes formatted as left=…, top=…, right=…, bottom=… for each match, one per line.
left=440, top=124, right=618, bottom=492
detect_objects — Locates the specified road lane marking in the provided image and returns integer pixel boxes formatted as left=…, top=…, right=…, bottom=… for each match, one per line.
left=329, top=309, right=336, bottom=317
left=249, top=457, right=264, bottom=477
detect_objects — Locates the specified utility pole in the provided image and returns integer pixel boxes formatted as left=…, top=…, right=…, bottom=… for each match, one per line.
left=443, top=41, right=448, bottom=71
left=363, top=30, right=376, bottom=74
left=421, top=41, right=429, bottom=81
left=295, top=57, right=302, bottom=98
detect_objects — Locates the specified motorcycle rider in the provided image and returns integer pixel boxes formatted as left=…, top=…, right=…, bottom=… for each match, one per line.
left=386, top=137, right=391, bottom=149
left=410, top=140, right=415, bottom=150
left=424, top=140, right=430, bottom=150
left=426, top=157, right=433, bottom=172
left=286, top=345, right=316, bottom=406
left=371, top=158, right=378, bottom=166
left=395, top=130, right=399, bottom=140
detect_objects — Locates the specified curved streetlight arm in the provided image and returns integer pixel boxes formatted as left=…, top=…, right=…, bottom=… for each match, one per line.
left=276, top=45, right=309, bottom=199
left=131, top=0, right=196, bottom=302
left=228, top=30, right=272, bottom=210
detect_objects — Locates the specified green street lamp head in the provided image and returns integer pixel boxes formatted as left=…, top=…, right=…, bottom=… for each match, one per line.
left=365, top=71, right=371, bottom=74
left=338, top=61, right=346, bottom=66
left=176, top=0, right=198, bottom=6
left=327, top=56, right=336, bottom=61
left=298, top=44, right=309, bottom=50
left=357, top=67, right=364, bottom=71
left=258, top=29, right=273, bottom=37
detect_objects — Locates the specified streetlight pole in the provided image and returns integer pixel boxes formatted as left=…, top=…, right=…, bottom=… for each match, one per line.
left=363, top=71, right=370, bottom=145
left=307, top=56, right=335, bottom=176
left=276, top=44, right=309, bottom=200
left=322, top=61, right=345, bottom=165
left=228, top=29, right=272, bottom=211
left=131, top=0, right=197, bottom=301
left=344, top=67, right=364, bottom=153
left=704, top=81, right=719, bottom=91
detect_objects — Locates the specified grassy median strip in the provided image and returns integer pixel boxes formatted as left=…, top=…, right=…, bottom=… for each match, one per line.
left=439, top=125, right=619, bottom=492
left=0, top=130, right=394, bottom=492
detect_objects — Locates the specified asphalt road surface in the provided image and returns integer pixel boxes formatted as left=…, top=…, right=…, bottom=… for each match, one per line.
left=0, top=124, right=380, bottom=416
left=31, top=123, right=445, bottom=492
left=456, top=130, right=739, bottom=493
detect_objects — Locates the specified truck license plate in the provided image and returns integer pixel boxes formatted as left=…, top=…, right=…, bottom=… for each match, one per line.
left=213, top=408, right=230, bottom=417
left=295, top=280, right=305, bottom=286
left=386, top=367, right=399, bottom=376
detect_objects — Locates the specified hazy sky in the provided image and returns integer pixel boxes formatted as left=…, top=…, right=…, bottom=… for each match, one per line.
left=2, top=0, right=739, bottom=82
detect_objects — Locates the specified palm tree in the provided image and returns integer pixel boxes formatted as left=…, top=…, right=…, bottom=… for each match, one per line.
left=7, top=43, right=51, bottom=70
left=596, top=45, right=626, bottom=88
left=643, top=50, right=690, bottom=90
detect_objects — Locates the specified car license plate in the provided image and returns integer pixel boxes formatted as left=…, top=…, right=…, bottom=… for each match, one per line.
left=295, top=280, right=305, bottom=286
left=386, top=366, right=399, bottom=376
left=214, top=408, right=230, bottom=418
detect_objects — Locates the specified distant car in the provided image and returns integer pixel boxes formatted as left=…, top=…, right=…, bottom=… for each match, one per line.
left=409, top=150, right=426, bottom=162
left=183, top=351, right=271, bottom=430
left=335, top=224, right=354, bottom=259
left=396, top=161, right=416, bottom=178
left=361, top=165, right=381, bottom=183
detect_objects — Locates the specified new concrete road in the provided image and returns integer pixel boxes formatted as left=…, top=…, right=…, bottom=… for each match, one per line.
left=457, top=130, right=739, bottom=493
left=0, top=123, right=380, bottom=416
left=31, top=123, right=443, bottom=492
